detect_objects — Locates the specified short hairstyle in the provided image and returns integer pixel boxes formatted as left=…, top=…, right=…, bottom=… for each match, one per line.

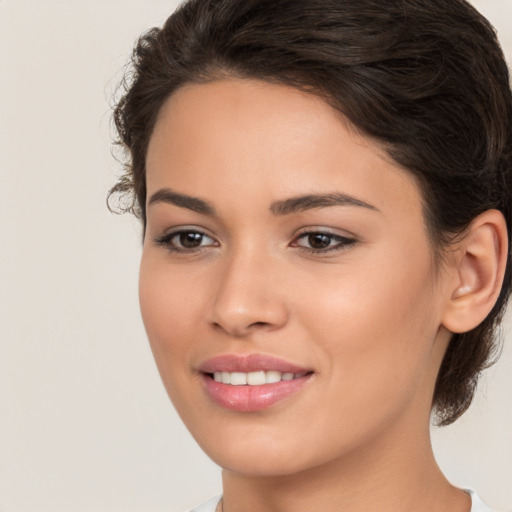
left=110, top=0, right=512, bottom=426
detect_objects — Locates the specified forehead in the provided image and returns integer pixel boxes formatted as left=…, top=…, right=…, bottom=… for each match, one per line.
left=146, top=78, right=422, bottom=219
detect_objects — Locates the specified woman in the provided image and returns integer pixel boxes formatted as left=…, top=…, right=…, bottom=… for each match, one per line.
left=110, top=0, right=512, bottom=510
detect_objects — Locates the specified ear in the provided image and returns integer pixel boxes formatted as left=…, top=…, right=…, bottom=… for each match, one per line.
left=441, top=209, right=508, bottom=334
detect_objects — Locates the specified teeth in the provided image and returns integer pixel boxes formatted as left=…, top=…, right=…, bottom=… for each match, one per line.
left=247, top=371, right=266, bottom=385
left=212, top=371, right=303, bottom=386
left=266, top=370, right=281, bottom=384
left=230, top=372, right=247, bottom=385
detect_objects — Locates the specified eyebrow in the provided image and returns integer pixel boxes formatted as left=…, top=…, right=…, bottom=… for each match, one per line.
left=148, top=188, right=379, bottom=217
left=148, top=188, right=217, bottom=216
left=270, top=193, right=379, bottom=216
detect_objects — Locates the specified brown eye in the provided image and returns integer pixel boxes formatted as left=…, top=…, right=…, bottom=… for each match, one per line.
left=154, top=229, right=217, bottom=252
left=307, top=233, right=332, bottom=249
left=179, top=232, right=204, bottom=248
left=293, top=231, right=357, bottom=253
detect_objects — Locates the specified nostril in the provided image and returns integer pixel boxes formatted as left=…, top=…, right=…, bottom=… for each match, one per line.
left=249, top=321, right=270, bottom=328
left=212, top=320, right=271, bottom=336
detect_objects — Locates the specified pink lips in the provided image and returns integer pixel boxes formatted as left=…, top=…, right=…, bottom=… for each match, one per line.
left=199, top=354, right=313, bottom=412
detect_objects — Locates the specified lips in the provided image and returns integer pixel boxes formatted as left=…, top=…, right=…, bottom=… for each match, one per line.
left=199, top=354, right=313, bottom=412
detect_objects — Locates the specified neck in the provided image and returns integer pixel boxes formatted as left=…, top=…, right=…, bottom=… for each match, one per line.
left=220, top=420, right=470, bottom=512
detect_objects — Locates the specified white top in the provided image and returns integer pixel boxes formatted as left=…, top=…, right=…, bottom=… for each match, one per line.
left=188, top=490, right=493, bottom=512
left=189, top=496, right=220, bottom=512
left=467, top=489, right=493, bottom=512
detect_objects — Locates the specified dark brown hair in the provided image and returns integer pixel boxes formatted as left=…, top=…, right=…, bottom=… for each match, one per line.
left=110, top=0, right=512, bottom=426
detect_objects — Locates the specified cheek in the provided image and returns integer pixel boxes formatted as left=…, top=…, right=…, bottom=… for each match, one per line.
left=297, top=247, right=439, bottom=404
left=138, top=254, right=216, bottom=426
left=138, top=254, right=202, bottom=373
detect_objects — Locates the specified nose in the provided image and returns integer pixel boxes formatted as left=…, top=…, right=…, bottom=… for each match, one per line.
left=208, top=250, right=289, bottom=337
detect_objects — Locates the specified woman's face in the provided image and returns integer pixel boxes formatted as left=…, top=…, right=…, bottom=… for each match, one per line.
left=141, top=79, right=453, bottom=476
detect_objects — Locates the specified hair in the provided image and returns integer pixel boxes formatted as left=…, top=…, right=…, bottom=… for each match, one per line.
left=109, top=0, right=512, bottom=426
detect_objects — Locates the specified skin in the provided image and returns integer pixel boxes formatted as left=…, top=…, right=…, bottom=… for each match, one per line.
left=140, top=78, right=478, bottom=512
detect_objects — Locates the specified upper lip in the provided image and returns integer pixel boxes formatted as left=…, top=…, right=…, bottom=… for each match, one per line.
left=199, top=354, right=312, bottom=374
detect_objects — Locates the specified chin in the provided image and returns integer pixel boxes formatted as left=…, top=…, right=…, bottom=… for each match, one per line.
left=184, top=418, right=312, bottom=476
left=188, top=419, right=355, bottom=479
left=210, top=444, right=315, bottom=478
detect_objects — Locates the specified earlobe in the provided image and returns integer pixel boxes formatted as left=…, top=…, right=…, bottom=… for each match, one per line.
left=441, top=210, right=508, bottom=334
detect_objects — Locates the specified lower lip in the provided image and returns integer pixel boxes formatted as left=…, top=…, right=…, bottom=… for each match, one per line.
left=201, top=374, right=312, bottom=412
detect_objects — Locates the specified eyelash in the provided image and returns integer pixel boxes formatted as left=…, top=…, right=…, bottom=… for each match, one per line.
left=154, top=229, right=218, bottom=253
left=153, top=229, right=356, bottom=254
left=292, top=231, right=357, bottom=254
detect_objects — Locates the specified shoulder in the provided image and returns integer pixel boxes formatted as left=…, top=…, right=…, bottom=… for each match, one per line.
left=187, top=495, right=222, bottom=512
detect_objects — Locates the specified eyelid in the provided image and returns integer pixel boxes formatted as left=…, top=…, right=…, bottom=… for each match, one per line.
left=153, top=226, right=220, bottom=252
left=290, top=228, right=357, bottom=253
left=151, top=225, right=357, bottom=255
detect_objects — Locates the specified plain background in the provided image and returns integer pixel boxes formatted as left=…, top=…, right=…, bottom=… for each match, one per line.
left=1, top=1, right=511, bottom=511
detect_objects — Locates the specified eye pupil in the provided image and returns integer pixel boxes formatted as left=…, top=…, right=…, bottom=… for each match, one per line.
left=180, top=232, right=203, bottom=248
left=308, top=233, right=331, bottom=249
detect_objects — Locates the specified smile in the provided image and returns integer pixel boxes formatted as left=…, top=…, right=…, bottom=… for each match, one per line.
left=199, top=354, right=314, bottom=412
left=212, top=370, right=306, bottom=385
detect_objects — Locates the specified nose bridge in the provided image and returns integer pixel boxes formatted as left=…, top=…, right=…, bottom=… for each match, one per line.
left=209, top=243, right=288, bottom=336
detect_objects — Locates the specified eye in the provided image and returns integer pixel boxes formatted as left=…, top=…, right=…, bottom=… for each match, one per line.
left=154, top=229, right=218, bottom=252
left=292, top=231, right=356, bottom=253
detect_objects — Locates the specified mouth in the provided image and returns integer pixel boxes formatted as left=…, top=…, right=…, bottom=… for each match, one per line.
left=208, top=370, right=310, bottom=385
left=199, top=354, right=314, bottom=412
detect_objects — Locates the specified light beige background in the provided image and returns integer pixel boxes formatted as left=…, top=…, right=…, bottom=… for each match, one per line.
left=0, top=1, right=511, bottom=511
